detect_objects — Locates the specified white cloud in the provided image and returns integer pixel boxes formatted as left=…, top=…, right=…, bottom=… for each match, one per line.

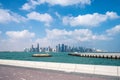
left=21, top=0, right=41, bottom=10
left=45, top=0, right=91, bottom=6
left=0, top=9, right=53, bottom=25
left=0, top=30, right=35, bottom=51
left=27, top=11, right=53, bottom=26
left=106, top=11, right=119, bottom=19
left=35, top=29, right=108, bottom=47
left=21, top=0, right=91, bottom=10
left=22, top=3, right=32, bottom=10
left=0, top=39, right=33, bottom=51
left=0, top=9, right=26, bottom=23
left=6, top=30, right=35, bottom=40
left=106, top=24, right=120, bottom=36
left=63, top=11, right=119, bottom=27
left=46, top=29, right=108, bottom=41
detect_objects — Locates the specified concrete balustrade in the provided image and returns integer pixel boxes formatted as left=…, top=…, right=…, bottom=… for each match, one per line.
left=0, top=59, right=120, bottom=77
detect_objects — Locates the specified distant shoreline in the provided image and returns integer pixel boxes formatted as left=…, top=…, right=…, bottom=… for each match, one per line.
left=0, top=51, right=120, bottom=53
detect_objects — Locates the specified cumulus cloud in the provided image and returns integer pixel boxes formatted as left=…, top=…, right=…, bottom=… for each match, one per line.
left=44, top=0, right=91, bottom=6
left=106, top=24, right=120, bottom=36
left=21, top=0, right=41, bottom=10
left=0, top=9, right=53, bottom=26
left=6, top=30, right=35, bottom=40
left=0, top=39, right=33, bottom=51
left=2, top=27, right=119, bottom=51
left=63, top=11, right=119, bottom=27
left=27, top=11, right=53, bottom=26
left=21, top=0, right=91, bottom=10
left=0, top=30, right=35, bottom=51
left=35, top=29, right=108, bottom=47
left=46, top=29, right=108, bottom=41
left=0, top=9, right=26, bottom=23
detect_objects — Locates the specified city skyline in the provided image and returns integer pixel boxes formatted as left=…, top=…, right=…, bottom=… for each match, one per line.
left=0, top=0, right=120, bottom=52
left=24, top=43, right=101, bottom=53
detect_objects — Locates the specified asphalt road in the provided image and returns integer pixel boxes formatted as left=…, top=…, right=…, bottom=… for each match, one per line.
left=0, top=65, right=119, bottom=80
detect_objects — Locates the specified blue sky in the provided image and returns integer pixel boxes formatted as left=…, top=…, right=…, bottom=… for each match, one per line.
left=0, top=0, right=120, bottom=51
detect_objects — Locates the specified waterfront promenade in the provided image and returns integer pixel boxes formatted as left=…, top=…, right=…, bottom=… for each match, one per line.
left=0, top=59, right=120, bottom=78
left=0, top=65, right=119, bottom=80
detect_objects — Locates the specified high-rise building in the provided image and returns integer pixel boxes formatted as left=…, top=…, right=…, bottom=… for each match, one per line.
left=58, top=44, right=61, bottom=52
left=56, top=46, right=58, bottom=52
left=36, top=43, right=39, bottom=52
left=56, top=44, right=69, bottom=52
left=61, top=44, right=64, bottom=52
left=65, top=45, right=67, bottom=52
left=30, top=44, right=35, bottom=52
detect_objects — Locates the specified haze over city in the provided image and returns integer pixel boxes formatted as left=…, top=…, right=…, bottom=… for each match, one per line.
left=0, top=0, right=120, bottom=52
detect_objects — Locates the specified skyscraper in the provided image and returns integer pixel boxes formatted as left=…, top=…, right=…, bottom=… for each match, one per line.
left=65, top=45, right=67, bottom=52
left=36, top=43, right=39, bottom=52
left=61, top=44, right=64, bottom=52
left=58, top=44, right=61, bottom=52
left=30, top=44, right=35, bottom=52
left=56, top=46, right=58, bottom=52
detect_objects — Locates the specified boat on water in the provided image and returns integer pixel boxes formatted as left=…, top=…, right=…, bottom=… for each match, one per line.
left=32, top=53, right=52, bottom=57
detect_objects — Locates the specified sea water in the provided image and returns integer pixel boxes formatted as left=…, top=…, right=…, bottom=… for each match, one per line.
left=0, top=52, right=120, bottom=66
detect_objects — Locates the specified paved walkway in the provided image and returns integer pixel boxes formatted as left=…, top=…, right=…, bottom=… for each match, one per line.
left=0, top=59, right=120, bottom=77
left=0, top=65, right=119, bottom=80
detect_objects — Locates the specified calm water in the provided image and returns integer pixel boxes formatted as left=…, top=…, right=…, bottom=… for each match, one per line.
left=0, top=52, right=120, bottom=66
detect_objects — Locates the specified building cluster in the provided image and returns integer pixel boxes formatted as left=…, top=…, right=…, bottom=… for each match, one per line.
left=24, top=43, right=102, bottom=53
left=24, top=43, right=55, bottom=52
left=56, top=44, right=96, bottom=52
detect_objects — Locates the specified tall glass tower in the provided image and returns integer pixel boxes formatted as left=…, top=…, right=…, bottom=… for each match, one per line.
left=37, top=43, right=39, bottom=52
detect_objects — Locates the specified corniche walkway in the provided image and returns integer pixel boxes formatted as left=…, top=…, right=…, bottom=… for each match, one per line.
left=1, top=65, right=119, bottom=80
left=0, top=59, right=120, bottom=77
